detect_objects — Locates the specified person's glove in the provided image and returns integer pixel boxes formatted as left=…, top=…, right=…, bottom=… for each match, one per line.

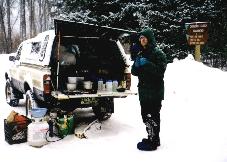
left=139, top=57, right=150, bottom=66
left=134, top=57, right=149, bottom=67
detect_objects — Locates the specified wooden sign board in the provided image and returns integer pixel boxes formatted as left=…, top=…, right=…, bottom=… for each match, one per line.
left=185, top=22, right=208, bottom=45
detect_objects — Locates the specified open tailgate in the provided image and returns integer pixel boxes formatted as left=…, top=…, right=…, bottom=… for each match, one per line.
left=51, top=90, right=137, bottom=100
left=54, top=19, right=136, bottom=39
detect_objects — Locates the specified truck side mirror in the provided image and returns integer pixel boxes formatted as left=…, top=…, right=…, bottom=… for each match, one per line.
left=9, top=56, right=16, bottom=61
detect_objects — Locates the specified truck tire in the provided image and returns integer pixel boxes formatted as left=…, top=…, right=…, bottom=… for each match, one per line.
left=5, top=82, right=19, bottom=107
left=25, top=90, right=38, bottom=116
left=92, top=98, right=114, bottom=121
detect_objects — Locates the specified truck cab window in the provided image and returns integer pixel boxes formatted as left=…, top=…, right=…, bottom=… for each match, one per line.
left=31, top=42, right=41, bottom=55
left=15, top=46, right=22, bottom=60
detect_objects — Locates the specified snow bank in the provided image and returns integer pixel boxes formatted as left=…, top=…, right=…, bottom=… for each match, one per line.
left=0, top=54, right=227, bottom=162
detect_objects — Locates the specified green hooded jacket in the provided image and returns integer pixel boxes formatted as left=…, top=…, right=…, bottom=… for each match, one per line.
left=131, top=28, right=167, bottom=101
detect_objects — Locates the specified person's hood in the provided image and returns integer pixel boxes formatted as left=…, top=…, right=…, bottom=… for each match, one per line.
left=139, top=28, right=157, bottom=48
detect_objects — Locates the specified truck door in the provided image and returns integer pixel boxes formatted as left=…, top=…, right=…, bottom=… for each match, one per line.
left=9, top=45, right=23, bottom=91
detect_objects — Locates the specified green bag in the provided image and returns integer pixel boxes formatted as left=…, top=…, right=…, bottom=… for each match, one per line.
left=57, top=115, right=74, bottom=138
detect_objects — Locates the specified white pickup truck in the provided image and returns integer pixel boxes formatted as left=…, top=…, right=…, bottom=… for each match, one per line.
left=5, top=20, right=137, bottom=120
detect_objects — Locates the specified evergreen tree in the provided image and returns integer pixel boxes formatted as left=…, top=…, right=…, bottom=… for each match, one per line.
left=59, top=0, right=227, bottom=67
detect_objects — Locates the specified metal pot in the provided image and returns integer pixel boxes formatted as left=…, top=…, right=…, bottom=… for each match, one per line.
left=68, top=77, right=77, bottom=84
left=83, top=81, right=93, bottom=90
left=68, top=77, right=84, bottom=84
left=67, top=83, right=77, bottom=91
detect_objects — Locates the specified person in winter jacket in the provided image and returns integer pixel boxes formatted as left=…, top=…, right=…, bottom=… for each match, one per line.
left=131, top=28, right=167, bottom=151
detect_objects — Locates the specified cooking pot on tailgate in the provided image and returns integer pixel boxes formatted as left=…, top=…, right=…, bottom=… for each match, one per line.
left=68, top=77, right=84, bottom=84
left=67, top=83, right=77, bottom=91
left=83, top=81, right=93, bottom=90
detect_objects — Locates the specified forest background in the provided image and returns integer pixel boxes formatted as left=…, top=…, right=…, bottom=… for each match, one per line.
left=0, top=0, right=226, bottom=68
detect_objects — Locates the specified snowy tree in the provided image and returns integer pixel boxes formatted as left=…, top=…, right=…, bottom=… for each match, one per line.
left=0, top=0, right=8, bottom=53
left=6, top=0, right=12, bottom=52
left=61, top=0, right=227, bottom=67
left=0, top=0, right=226, bottom=68
left=20, top=0, right=26, bottom=41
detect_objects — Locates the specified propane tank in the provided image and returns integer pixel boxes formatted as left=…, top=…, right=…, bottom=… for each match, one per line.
left=28, top=118, right=49, bottom=147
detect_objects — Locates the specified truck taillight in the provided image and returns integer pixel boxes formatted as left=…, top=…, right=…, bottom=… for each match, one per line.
left=43, top=74, right=51, bottom=94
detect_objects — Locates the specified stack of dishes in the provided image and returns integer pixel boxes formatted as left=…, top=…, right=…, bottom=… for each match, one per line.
left=67, top=77, right=84, bottom=91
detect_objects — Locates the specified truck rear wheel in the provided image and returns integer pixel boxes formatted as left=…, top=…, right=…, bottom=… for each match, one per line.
left=92, top=98, right=114, bottom=121
left=5, top=82, right=19, bottom=107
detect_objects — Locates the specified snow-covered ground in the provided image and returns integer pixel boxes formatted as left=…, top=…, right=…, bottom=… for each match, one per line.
left=1, top=54, right=227, bottom=162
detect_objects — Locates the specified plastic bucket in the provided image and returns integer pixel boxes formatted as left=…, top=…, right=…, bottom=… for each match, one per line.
left=31, top=108, right=47, bottom=118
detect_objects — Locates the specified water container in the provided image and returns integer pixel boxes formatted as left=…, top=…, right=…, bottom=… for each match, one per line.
left=106, top=80, right=113, bottom=92
left=97, top=79, right=103, bottom=91
left=102, top=83, right=106, bottom=91
left=112, top=80, right=118, bottom=92
left=27, top=120, right=49, bottom=147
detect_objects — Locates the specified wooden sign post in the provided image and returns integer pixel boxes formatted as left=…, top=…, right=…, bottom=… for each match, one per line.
left=185, top=22, right=209, bottom=62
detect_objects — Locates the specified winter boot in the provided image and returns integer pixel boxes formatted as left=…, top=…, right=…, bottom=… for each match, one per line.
left=145, top=114, right=160, bottom=145
left=153, top=135, right=160, bottom=147
left=142, top=136, right=160, bottom=146
left=137, top=139, right=158, bottom=151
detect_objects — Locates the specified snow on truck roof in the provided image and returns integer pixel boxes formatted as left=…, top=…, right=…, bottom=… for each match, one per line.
left=21, top=30, right=55, bottom=44
left=19, top=30, right=56, bottom=66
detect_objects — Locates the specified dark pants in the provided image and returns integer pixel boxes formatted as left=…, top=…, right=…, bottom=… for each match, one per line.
left=139, top=99, right=162, bottom=142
